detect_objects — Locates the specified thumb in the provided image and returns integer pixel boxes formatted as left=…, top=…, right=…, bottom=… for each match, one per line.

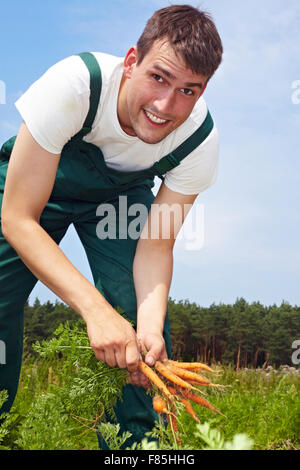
left=144, top=343, right=162, bottom=367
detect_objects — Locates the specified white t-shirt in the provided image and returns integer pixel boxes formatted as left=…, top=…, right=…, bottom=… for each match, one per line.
left=15, top=52, right=219, bottom=195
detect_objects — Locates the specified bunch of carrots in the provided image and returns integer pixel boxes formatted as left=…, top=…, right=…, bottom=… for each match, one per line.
left=138, top=358, right=225, bottom=445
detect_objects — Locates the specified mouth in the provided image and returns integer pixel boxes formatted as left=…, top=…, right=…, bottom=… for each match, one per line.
left=143, top=109, right=170, bottom=127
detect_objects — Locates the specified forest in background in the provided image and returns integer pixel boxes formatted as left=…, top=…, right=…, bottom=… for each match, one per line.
left=24, top=297, right=300, bottom=369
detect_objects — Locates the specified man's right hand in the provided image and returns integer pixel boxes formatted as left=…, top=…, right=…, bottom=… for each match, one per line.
left=85, top=307, right=141, bottom=372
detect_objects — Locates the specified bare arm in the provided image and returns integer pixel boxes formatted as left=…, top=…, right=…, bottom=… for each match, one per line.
left=133, top=183, right=197, bottom=366
left=1, top=123, right=141, bottom=372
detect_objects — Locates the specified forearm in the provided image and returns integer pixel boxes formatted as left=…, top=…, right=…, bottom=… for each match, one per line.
left=0, top=122, right=142, bottom=374
left=2, top=218, right=111, bottom=321
left=133, top=238, right=173, bottom=336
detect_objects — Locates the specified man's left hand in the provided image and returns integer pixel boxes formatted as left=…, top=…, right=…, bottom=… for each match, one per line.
left=127, top=332, right=168, bottom=389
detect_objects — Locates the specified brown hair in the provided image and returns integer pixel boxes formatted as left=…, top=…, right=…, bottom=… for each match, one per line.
left=136, top=4, right=223, bottom=80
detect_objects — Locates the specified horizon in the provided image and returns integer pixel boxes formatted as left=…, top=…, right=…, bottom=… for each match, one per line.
left=1, top=0, right=299, bottom=309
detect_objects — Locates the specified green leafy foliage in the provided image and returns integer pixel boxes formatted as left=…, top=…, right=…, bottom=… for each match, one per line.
left=33, top=321, right=128, bottom=421
left=168, top=297, right=300, bottom=367
left=1, top=356, right=299, bottom=450
left=97, top=423, right=132, bottom=450
left=0, top=391, right=10, bottom=448
left=15, top=392, right=77, bottom=450
left=1, top=298, right=299, bottom=450
left=194, top=422, right=254, bottom=450
left=23, top=297, right=300, bottom=368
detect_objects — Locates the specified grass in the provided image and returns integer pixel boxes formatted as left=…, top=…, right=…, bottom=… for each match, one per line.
left=3, top=355, right=100, bottom=450
left=177, top=364, right=300, bottom=450
left=1, top=354, right=299, bottom=450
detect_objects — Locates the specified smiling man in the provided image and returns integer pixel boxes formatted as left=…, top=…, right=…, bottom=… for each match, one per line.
left=118, top=40, right=208, bottom=143
left=0, top=5, right=223, bottom=448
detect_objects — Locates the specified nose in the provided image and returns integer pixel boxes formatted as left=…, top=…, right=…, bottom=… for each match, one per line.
left=152, top=89, right=175, bottom=118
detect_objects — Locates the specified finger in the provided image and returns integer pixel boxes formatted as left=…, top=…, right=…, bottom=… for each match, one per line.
left=125, top=339, right=141, bottom=372
left=104, top=348, right=117, bottom=368
left=145, top=341, right=164, bottom=366
left=160, top=347, right=168, bottom=361
left=94, top=349, right=105, bottom=362
left=115, top=346, right=127, bottom=369
left=137, top=337, right=148, bottom=356
left=137, top=337, right=143, bottom=353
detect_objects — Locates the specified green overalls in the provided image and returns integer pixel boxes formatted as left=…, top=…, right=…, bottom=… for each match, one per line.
left=0, top=53, right=214, bottom=447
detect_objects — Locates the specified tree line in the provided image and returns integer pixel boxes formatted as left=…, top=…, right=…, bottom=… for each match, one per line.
left=23, top=297, right=300, bottom=369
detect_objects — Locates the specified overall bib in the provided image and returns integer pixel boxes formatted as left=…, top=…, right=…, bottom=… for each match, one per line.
left=0, top=53, right=214, bottom=448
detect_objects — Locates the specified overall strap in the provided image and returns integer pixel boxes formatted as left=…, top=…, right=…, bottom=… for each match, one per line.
left=152, top=110, right=214, bottom=180
left=71, top=52, right=102, bottom=141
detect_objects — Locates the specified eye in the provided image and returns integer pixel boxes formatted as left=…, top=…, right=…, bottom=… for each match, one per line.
left=152, top=74, right=164, bottom=83
left=180, top=88, right=194, bottom=96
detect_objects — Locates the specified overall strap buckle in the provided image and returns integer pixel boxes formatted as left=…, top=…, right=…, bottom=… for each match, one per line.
left=150, top=110, right=214, bottom=180
left=166, top=153, right=180, bottom=168
left=152, top=162, right=165, bottom=181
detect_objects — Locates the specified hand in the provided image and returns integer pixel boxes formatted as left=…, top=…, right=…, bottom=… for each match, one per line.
left=85, top=307, right=141, bottom=372
left=139, top=332, right=168, bottom=366
left=127, top=331, right=168, bottom=389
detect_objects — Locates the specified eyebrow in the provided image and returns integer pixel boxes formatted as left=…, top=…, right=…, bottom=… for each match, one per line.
left=152, top=64, right=205, bottom=89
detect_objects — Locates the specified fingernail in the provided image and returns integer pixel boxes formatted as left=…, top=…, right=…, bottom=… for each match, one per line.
left=147, top=356, right=154, bottom=366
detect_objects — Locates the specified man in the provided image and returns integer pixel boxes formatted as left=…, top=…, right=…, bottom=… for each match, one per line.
left=0, top=5, right=223, bottom=446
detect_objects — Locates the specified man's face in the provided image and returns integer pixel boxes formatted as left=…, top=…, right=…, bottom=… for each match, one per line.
left=118, top=40, right=208, bottom=144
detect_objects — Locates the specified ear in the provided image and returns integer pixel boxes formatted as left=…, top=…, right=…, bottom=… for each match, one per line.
left=123, top=46, right=138, bottom=79
left=198, top=82, right=207, bottom=99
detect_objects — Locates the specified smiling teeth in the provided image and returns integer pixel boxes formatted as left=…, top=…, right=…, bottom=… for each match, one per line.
left=145, top=111, right=167, bottom=124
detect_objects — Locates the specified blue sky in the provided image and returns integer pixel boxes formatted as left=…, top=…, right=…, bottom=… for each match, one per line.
left=0, top=0, right=299, bottom=308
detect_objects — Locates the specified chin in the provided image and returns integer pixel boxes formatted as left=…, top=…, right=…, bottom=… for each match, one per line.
left=137, top=134, right=166, bottom=144
left=130, top=112, right=176, bottom=144
left=134, top=125, right=174, bottom=145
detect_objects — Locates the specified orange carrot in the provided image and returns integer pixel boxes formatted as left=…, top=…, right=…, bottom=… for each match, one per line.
left=182, top=379, right=208, bottom=386
left=152, top=395, right=172, bottom=415
left=154, top=361, right=200, bottom=391
left=179, top=388, right=225, bottom=416
left=138, top=361, right=174, bottom=402
left=163, top=359, right=215, bottom=374
left=166, top=386, right=200, bottom=423
left=164, top=362, right=212, bottom=385
left=181, top=378, right=223, bottom=390
left=181, top=398, right=201, bottom=423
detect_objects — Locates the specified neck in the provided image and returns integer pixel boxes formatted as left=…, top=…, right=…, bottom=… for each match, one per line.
left=117, top=74, right=136, bottom=136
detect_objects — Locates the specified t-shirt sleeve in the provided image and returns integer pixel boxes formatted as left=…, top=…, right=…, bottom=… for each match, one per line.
left=163, top=125, right=220, bottom=195
left=15, top=55, right=91, bottom=154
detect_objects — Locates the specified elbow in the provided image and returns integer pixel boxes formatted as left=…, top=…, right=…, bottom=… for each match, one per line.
left=1, top=213, right=11, bottom=241
left=1, top=199, right=13, bottom=240
left=1, top=214, right=18, bottom=243
left=1, top=198, right=41, bottom=245
left=1, top=212, right=34, bottom=245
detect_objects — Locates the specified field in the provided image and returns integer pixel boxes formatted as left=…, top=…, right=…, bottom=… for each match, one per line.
left=1, top=323, right=299, bottom=451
